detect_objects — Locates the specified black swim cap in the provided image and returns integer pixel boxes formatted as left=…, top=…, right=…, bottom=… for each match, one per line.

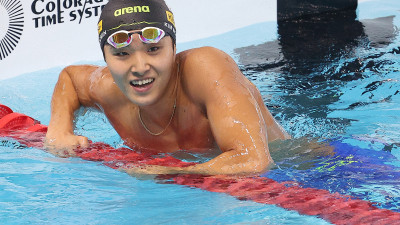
left=98, top=0, right=176, bottom=51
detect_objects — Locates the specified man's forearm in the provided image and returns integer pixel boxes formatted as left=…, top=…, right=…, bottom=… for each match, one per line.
left=47, top=68, right=81, bottom=136
left=182, top=149, right=272, bottom=175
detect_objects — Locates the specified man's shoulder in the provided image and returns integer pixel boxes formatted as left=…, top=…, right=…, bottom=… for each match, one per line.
left=63, top=64, right=109, bottom=75
left=62, top=64, right=119, bottom=103
left=178, top=46, right=226, bottom=62
left=63, top=64, right=113, bottom=88
left=178, top=46, right=242, bottom=103
left=179, top=46, right=239, bottom=80
left=179, top=46, right=233, bottom=77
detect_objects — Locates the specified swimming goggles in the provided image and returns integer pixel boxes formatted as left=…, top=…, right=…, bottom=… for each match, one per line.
left=107, top=27, right=166, bottom=49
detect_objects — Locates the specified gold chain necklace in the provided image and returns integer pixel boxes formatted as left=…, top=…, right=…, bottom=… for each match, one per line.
left=138, top=63, right=179, bottom=136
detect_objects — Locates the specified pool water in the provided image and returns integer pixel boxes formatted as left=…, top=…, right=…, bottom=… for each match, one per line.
left=1, top=0, right=400, bottom=224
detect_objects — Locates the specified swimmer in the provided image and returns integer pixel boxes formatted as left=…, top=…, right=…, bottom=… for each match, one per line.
left=45, top=0, right=291, bottom=175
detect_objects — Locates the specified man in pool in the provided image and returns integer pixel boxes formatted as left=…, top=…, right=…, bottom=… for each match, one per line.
left=45, top=0, right=291, bottom=175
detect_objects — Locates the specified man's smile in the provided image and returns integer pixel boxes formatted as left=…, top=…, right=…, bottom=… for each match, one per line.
left=130, top=78, right=155, bottom=87
left=129, top=78, right=156, bottom=93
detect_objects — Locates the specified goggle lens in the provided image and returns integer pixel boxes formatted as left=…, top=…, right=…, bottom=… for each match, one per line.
left=142, top=28, right=159, bottom=39
left=110, top=32, right=131, bottom=48
left=111, top=32, right=130, bottom=43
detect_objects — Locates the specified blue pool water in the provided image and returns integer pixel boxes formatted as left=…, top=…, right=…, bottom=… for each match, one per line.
left=1, top=0, right=400, bottom=224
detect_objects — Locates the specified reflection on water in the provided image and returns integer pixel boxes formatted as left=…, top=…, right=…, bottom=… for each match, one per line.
left=235, top=6, right=399, bottom=141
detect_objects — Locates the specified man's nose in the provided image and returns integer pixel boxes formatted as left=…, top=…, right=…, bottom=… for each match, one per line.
left=130, top=52, right=150, bottom=76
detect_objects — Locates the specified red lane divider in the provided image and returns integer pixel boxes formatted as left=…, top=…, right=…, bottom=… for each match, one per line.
left=1, top=104, right=399, bottom=225
left=0, top=113, right=36, bottom=130
left=0, top=104, right=12, bottom=119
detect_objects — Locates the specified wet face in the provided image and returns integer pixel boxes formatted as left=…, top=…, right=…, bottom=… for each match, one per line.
left=104, top=33, right=176, bottom=106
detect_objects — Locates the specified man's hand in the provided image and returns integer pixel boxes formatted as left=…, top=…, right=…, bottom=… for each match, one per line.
left=44, top=133, right=89, bottom=157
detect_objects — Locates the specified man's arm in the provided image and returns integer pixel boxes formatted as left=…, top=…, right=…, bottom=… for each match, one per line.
left=45, top=65, right=103, bottom=157
left=182, top=47, right=282, bottom=175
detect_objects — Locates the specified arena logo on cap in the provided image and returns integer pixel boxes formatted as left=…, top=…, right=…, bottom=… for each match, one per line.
left=0, top=0, right=24, bottom=60
left=114, top=6, right=150, bottom=17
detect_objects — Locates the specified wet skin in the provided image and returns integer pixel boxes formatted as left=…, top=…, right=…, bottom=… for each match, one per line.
left=45, top=34, right=290, bottom=175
